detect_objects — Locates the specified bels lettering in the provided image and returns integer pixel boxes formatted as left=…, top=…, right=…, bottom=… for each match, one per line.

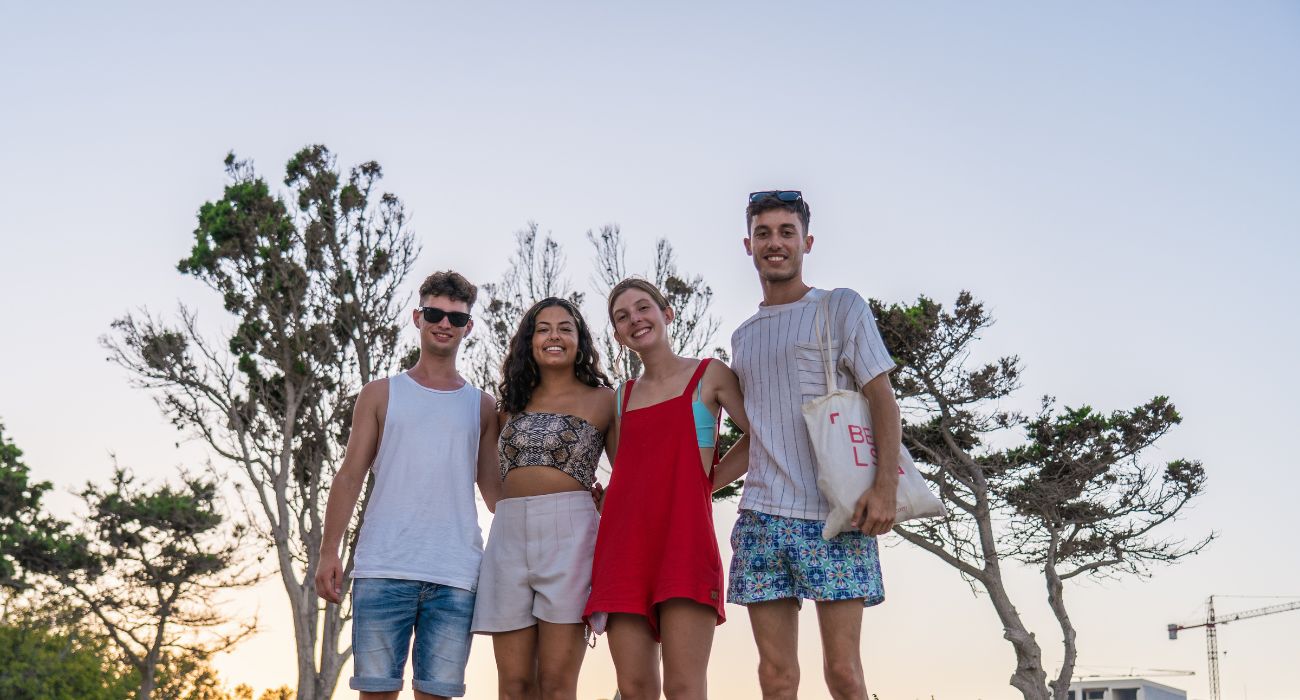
left=828, top=412, right=903, bottom=473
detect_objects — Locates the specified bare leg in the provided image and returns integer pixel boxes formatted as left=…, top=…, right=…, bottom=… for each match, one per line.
left=535, top=621, right=588, bottom=700
left=746, top=599, right=800, bottom=700
left=815, top=599, right=867, bottom=700
left=606, top=613, right=661, bottom=700
left=493, top=626, right=540, bottom=700
left=659, top=599, right=717, bottom=700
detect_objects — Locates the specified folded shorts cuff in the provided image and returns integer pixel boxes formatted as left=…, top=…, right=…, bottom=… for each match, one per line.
left=350, top=676, right=403, bottom=692
left=414, top=678, right=467, bottom=697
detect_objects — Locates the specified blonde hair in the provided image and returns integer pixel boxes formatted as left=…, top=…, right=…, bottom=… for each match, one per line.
left=607, top=277, right=670, bottom=324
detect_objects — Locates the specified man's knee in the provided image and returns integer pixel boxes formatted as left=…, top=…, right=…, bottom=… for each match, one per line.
left=823, top=656, right=866, bottom=698
left=757, top=656, right=800, bottom=697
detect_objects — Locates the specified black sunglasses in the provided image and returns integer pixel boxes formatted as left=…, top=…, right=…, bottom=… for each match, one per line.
left=417, top=306, right=472, bottom=327
left=749, top=190, right=803, bottom=203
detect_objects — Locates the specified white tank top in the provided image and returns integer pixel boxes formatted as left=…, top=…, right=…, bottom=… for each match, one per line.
left=352, top=372, right=484, bottom=590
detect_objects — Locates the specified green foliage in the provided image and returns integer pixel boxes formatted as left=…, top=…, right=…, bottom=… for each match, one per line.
left=40, top=467, right=255, bottom=700
left=149, top=650, right=240, bottom=700
left=712, top=417, right=745, bottom=501
left=994, top=396, right=1210, bottom=574
left=0, top=616, right=274, bottom=700
left=0, top=422, right=65, bottom=591
left=0, top=620, right=134, bottom=700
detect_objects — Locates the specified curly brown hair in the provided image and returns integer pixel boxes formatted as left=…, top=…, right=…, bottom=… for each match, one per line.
left=419, top=270, right=478, bottom=309
left=497, top=297, right=611, bottom=413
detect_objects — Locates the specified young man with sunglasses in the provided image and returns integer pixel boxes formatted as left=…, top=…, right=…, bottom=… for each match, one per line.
left=316, top=270, right=501, bottom=700
left=727, top=191, right=901, bottom=700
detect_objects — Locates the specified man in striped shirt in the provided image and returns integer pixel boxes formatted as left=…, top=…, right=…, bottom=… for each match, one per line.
left=726, top=190, right=902, bottom=700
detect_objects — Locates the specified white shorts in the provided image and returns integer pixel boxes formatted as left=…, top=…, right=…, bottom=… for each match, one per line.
left=471, top=490, right=598, bottom=633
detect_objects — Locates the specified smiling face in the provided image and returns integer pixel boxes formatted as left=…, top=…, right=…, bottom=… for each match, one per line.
left=531, top=304, right=581, bottom=370
left=413, top=294, right=472, bottom=358
left=744, top=208, right=814, bottom=284
left=610, top=287, right=674, bottom=354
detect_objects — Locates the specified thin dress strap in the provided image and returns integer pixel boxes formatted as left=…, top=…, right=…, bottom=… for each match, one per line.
left=681, top=359, right=711, bottom=398
left=620, top=379, right=636, bottom=415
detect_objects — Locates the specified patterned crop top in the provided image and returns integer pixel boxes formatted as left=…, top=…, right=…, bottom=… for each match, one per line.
left=499, top=412, right=604, bottom=490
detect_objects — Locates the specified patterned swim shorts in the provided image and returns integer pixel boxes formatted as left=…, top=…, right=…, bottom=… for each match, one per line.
left=727, top=509, right=884, bottom=607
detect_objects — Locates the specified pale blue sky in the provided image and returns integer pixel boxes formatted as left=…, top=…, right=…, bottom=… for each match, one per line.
left=2, top=2, right=1298, bottom=698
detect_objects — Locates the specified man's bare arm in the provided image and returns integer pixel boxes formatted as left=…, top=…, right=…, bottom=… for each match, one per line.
left=851, top=372, right=901, bottom=536
left=314, top=379, right=386, bottom=603
left=476, top=392, right=501, bottom=513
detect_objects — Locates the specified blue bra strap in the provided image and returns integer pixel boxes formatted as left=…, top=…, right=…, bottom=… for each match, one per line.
left=690, top=360, right=719, bottom=449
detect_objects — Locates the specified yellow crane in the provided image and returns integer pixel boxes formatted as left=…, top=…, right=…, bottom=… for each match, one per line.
left=1167, top=595, right=1300, bottom=700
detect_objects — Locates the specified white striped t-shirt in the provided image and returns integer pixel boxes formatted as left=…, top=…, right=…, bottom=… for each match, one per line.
left=731, top=287, right=896, bottom=520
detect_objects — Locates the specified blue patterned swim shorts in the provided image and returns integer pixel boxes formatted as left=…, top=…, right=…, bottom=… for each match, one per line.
left=727, top=509, right=884, bottom=607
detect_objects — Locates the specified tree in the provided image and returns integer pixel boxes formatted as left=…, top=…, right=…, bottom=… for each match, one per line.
left=0, top=422, right=59, bottom=592
left=586, top=225, right=722, bottom=382
left=105, top=146, right=419, bottom=700
left=873, top=292, right=1212, bottom=700
left=40, top=468, right=256, bottom=700
left=147, top=648, right=289, bottom=700
left=0, top=607, right=135, bottom=700
left=997, top=398, right=1211, bottom=697
left=463, top=221, right=583, bottom=390
left=711, top=417, right=744, bottom=501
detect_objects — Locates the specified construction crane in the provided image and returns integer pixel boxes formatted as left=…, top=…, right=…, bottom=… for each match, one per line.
left=1168, top=595, right=1300, bottom=700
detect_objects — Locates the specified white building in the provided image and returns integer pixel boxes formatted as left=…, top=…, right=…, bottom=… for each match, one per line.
left=1067, top=678, right=1188, bottom=700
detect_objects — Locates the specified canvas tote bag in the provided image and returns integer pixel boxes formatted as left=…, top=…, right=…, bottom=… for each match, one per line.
left=800, top=296, right=947, bottom=539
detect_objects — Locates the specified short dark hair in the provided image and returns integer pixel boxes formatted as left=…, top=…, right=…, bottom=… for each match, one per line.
left=746, top=192, right=811, bottom=234
left=418, top=270, right=478, bottom=309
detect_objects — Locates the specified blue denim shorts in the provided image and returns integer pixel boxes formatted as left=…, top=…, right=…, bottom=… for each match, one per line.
left=727, top=509, right=885, bottom=607
left=350, top=577, right=476, bottom=697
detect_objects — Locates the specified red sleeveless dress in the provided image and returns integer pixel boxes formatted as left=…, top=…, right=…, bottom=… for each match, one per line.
left=583, top=359, right=725, bottom=640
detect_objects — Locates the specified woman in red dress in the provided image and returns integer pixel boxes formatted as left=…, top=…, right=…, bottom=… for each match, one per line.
left=584, top=278, right=752, bottom=700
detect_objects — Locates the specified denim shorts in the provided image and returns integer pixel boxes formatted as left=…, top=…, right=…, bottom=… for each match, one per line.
left=350, top=577, right=476, bottom=697
left=727, top=509, right=885, bottom=607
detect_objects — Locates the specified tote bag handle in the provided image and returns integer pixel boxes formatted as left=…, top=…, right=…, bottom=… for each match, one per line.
left=813, top=294, right=838, bottom=394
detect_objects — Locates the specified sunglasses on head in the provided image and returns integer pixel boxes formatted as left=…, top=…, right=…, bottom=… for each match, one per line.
left=749, top=190, right=803, bottom=204
left=417, top=306, right=472, bottom=327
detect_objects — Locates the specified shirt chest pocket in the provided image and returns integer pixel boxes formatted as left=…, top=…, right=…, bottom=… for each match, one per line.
left=793, top=340, right=845, bottom=403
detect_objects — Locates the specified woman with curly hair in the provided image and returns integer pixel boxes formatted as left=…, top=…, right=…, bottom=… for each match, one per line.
left=583, top=278, right=751, bottom=700
left=471, top=296, right=614, bottom=700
